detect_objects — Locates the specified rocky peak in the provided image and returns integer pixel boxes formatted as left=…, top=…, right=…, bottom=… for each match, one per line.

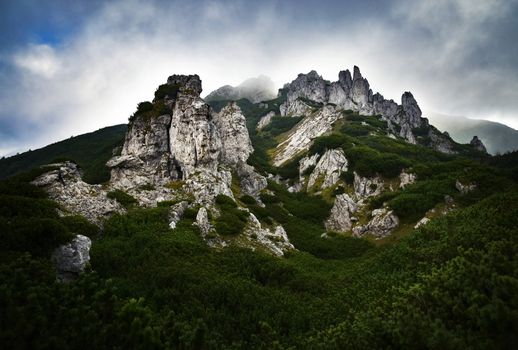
left=284, top=70, right=328, bottom=104
left=401, top=92, right=422, bottom=126
left=352, top=65, right=363, bottom=81
left=338, top=69, right=352, bottom=89
left=470, top=135, right=487, bottom=153
left=167, top=74, right=203, bottom=96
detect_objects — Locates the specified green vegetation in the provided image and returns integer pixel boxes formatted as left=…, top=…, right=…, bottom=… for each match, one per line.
left=107, top=189, right=137, bottom=208
left=214, top=194, right=249, bottom=235
left=1, top=168, right=516, bottom=348
left=0, top=125, right=126, bottom=184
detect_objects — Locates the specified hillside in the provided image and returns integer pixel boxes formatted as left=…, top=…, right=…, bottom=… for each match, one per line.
left=1, top=69, right=516, bottom=349
left=0, top=124, right=126, bottom=184
left=429, top=112, right=518, bottom=155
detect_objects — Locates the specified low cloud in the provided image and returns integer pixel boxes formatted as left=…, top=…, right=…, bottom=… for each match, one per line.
left=1, top=0, right=517, bottom=156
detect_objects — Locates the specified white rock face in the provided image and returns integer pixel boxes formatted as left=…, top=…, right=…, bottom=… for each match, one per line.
left=32, top=162, right=124, bottom=224
left=325, top=194, right=358, bottom=232
left=298, top=153, right=320, bottom=179
left=185, top=169, right=234, bottom=205
left=283, top=70, right=328, bottom=104
left=274, top=105, right=343, bottom=166
left=169, top=201, right=189, bottom=229
left=53, top=235, right=91, bottom=282
left=279, top=98, right=313, bottom=117
left=307, top=149, right=348, bottom=190
left=353, top=172, right=384, bottom=199
left=236, top=162, right=267, bottom=198
left=214, top=102, right=253, bottom=166
left=108, top=75, right=257, bottom=208
left=244, top=214, right=294, bottom=256
left=257, top=111, right=275, bottom=130
left=353, top=208, right=399, bottom=238
left=194, top=207, right=213, bottom=236
left=278, top=67, right=458, bottom=153
left=399, top=171, right=417, bottom=189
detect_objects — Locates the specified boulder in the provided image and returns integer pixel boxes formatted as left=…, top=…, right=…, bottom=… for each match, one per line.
left=53, top=235, right=91, bottom=282
left=325, top=194, right=358, bottom=232
left=352, top=208, right=399, bottom=238
left=307, top=149, right=348, bottom=190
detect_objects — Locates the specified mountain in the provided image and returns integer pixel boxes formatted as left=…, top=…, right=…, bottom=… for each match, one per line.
left=428, top=112, right=518, bottom=155
left=1, top=67, right=516, bottom=349
left=0, top=124, right=126, bottom=183
left=204, top=75, right=276, bottom=103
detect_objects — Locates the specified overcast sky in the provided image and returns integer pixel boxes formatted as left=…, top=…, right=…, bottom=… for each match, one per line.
left=1, top=0, right=517, bottom=156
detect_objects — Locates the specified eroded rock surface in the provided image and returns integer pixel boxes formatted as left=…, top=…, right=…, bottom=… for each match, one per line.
left=325, top=194, right=358, bottom=232
left=307, top=149, right=348, bottom=190
left=32, top=162, right=124, bottom=224
left=353, top=208, right=399, bottom=238
left=53, top=234, right=91, bottom=282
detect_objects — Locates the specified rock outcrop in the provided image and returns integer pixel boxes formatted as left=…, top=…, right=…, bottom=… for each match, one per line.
left=108, top=75, right=256, bottom=207
left=53, top=234, right=92, bottom=282
left=277, top=66, right=456, bottom=153
left=257, top=111, right=275, bottom=130
left=325, top=194, right=358, bottom=232
left=274, top=105, right=343, bottom=166
left=470, top=136, right=487, bottom=153
left=32, top=162, right=124, bottom=224
left=244, top=214, right=294, bottom=256
left=307, top=149, right=348, bottom=190
left=353, top=172, right=383, bottom=199
left=399, top=171, right=417, bottom=189
left=352, top=208, right=399, bottom=238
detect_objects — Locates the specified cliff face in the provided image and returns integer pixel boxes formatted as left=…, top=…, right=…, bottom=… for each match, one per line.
left=277, top=66, right=456, bottom=159
left=108, top=75, right=260, bottom=197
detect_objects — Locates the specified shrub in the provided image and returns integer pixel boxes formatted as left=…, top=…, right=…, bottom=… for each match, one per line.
left=154, top=83, right=180, bottom=100
left=215, top=194, right=237, bottom=207
left=107, top=190, right=137, bottom=208
left=60, top=215, right=99, bottom=238
left=239, top=195, right=256, bottom=205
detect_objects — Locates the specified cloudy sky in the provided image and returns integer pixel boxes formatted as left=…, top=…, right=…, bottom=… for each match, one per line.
left=1, top=0, right=517, bottom=156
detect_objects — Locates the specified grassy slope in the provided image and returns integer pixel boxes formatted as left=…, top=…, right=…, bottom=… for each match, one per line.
left=0, top=124, right=126, bottom=184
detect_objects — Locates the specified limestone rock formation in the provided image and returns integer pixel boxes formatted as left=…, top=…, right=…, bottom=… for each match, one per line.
left=244, top=214, right=294, bottom=256
left=52, top=234, right=92, bottom=282
left=32, top=162, right=124, bottom=224
left=325, top=194, right=358, bottom=232
left=470, top=135, right=487, bottom=153
left=399, top=171, right=417, bottom=189
left=279, top=98, right=313, bottom=117
left=277, top=67, right=458, bottom=153
left=274, top=105, right=342, bottom=166
left=353, top=172, right=384, bottom=199
left=352, top=208, right=399, bottom=238
left=307, top=149, right=348, bottom=190
left=257, top=111, right=275, bottom=130
left=215, top=102, right=254, bottom=166
left=169, top=201, right=189, bottom=229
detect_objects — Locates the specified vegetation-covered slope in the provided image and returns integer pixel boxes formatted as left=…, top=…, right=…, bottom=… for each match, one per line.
left=0, top=125, right=126, bottom=184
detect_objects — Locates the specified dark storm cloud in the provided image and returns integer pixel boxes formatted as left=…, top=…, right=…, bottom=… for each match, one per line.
left=0, top=0, right=517, bottom=156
